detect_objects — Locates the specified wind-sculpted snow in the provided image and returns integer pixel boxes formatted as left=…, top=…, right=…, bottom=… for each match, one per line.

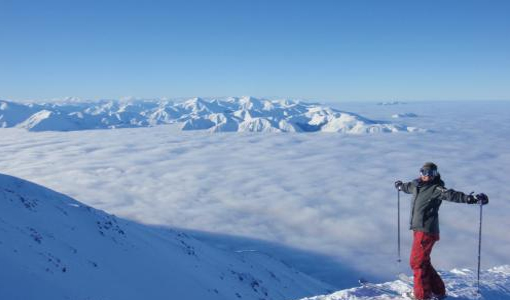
left=298, top=266, right=510, bottom=300
left=0, top=97, right=423, bottom=133
left=0, top=173, right=332, bottom=300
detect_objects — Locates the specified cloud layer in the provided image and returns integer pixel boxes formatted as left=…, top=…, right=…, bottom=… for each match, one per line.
left=1, top=100, right=509, bottom=282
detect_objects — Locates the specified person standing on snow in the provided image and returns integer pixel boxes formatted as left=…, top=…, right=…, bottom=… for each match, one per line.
left=394, top=162, right=489, bottom=300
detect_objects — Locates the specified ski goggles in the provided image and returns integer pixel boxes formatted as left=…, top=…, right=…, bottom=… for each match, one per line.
left=420, top=168, right=438, bottom=177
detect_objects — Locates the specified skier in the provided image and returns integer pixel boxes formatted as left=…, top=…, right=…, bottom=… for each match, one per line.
left=394, top=162, right=489, bottom=300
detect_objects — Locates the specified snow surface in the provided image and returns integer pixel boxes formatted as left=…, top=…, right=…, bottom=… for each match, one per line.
left=0, top=97, right=421, bottom=133
left=1, top=100, right=509, bottom=288
left=299, top=266, right=510, bottom=300
left=0, top=173, right=332, bottom=300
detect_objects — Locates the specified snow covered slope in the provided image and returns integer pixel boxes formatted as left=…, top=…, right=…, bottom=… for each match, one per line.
left=299, top=266, right=510, bottom=300
left=0, top=100, right=40, bottom=127
left=0, top=173, right=332, bottom=300
left=0, top=97, right=422, bottom=133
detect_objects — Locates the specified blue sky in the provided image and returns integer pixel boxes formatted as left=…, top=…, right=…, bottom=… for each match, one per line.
left=1, top=0, right=509, bottom=101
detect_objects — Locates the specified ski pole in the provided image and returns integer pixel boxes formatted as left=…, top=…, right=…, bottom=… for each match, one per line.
left=397, top=189, right=401, bottom=263
left=477, top=199, right=483, bottom=294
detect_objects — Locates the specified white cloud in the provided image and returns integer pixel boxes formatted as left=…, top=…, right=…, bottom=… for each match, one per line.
left=1, top=101, right=509, bottom=283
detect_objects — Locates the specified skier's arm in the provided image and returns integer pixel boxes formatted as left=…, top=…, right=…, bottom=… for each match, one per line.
left=437, top=187, right=490, bottom=205
left=436, top=186, right=470, bottom=203
left=400, top=181, right=415, bottom=194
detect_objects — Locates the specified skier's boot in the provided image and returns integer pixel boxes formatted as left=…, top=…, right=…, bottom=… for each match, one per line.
left=402, top=291, right=445, bottom=300
left=402, top=291, right=422, bottom=299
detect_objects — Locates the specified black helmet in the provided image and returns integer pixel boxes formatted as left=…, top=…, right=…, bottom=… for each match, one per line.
left=420, top=162, right=438, bottom=177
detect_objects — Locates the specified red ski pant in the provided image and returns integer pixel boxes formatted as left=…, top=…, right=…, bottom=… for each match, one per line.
left=410, top=231, right=445, bottom=299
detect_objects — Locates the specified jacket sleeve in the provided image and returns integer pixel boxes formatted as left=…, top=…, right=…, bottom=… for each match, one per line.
left=400, top=181, right=415, bottom=194
left=436, top=186, right=470, bottom=203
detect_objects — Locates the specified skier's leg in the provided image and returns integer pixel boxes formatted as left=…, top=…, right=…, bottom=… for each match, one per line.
left=421, top=233, right=443, bottom=298
left=428, top=234, right=446, bottom=297
left=410, top=231, right=431, bottom=299
left=410, top=231, right=438, bottom=299
left=429, top=264, right=445, bottom=297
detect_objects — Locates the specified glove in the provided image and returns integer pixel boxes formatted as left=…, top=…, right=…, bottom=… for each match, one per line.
left=466, top=194, right=477, bottom=204
left=394, top=180, right=403, bottom=191
left=475, top=193, right=489, bottom=205
left=467, top=193, right=489, bottom=205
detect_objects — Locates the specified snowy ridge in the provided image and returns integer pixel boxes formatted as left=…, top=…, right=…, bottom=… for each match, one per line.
left=392, top=113, right=418, bottom=119
left=0, top=97, right=423, bottom=133
left=0, top=173, right=332, bottom=300
left=298, top=267, right=510, bottom=300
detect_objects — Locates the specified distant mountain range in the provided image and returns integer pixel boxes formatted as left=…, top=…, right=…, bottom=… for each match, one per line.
left=0, top=97, right=423, bottom=133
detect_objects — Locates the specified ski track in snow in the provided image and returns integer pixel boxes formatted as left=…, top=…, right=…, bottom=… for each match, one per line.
left=1, top=100, right=509, bottom=285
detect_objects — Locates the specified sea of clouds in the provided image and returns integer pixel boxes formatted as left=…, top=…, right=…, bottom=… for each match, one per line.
left=1, top=100, right=509, bottom=285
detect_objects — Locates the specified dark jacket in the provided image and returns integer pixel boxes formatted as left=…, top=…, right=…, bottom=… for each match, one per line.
left=401, top=175, right=470, bottom=233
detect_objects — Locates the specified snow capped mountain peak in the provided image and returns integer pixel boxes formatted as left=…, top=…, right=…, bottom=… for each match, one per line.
left=238, top=96, right=265, bottom=110
left=1, top=100, right=38, bottom=127
left=180, top=97, right=222, bottom=114
left=16, top=109, right=80, bottom=132
left=60, top=96, right=83, bottom=103
left=275, top=98, right=298, bottom=107
left=239, top=117, right=280, bottom=132
left=0, top=100, right=9, bottom=110
left=0, top=97, right=424, bottom=133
